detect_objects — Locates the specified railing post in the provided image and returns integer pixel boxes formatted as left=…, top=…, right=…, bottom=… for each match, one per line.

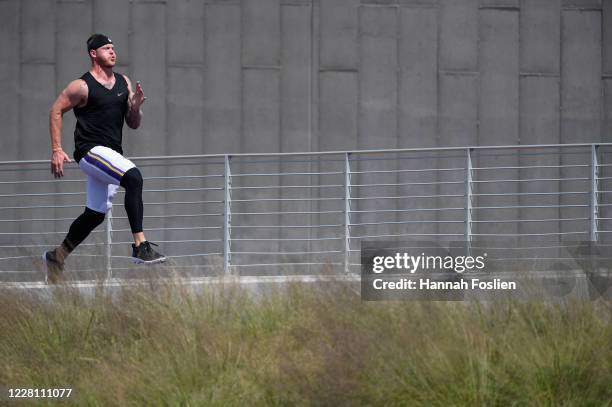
left=223, top=155, right=232, bottom=274
left=466, top=148, right=473, bottom=255
left=106, top=208, right=112, bottom=280
left=344, top=153, right=352, bottom=273
left=591, top=144, right=599, bottom=242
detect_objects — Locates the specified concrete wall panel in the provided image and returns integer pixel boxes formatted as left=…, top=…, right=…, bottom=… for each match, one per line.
left=440, top=0, right=478, bottom=71
left=479, top=9, right=519, bottom=145
left=561, top=10, right=601, bottom=236
left=21, top=0, right=55, bottom=64
left=358, top=6, right=398, bottom=237
left=129, top=3, right=166, bottom=157
left=399, top=6, right=437, bottom=147
left=606, top=80, right=612, bottom=142
left=20, top=65, right=56, bottom=160
left=242, top=70, right=281, bottom=153
left=319, top=72, right=358, bottom=151
left=280, top=4, right=313, bottom=264
left=438, top=74, right=478, bottom=238
left=603, top=1, right=612, bottom=74
left=359, top=6, right=398, bottom=149
left=561, top=10, right=602, bottom=144
left=477, top=10, right=520, bottom=237
left=320, top=0, right=359, bottom=69
left=243, top=0, right=280, bottom=66
left=281, top=4, right=312, bottom=153
left=519, top=77, right=560, bottom=238
left=0, top=0, right=20, bottom=160
left=520, top=0, right=561, bottom=74
left=93, top=0, right=130, bottom=63
left=168, top=67, right=204, bottom=154
left=204, top=3, right=241, bottom=154
left=167, top=0, right=205, bottom=65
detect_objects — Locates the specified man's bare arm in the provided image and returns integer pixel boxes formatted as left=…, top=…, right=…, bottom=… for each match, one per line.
left=49, top=80, right=87, bottom=178
left=123, top=75, right=146, bottom=129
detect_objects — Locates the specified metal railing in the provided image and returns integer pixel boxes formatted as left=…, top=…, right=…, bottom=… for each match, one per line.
left=0, top=143, right=611, bottom=283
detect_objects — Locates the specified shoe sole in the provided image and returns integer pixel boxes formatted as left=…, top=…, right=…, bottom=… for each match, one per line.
left=132, top=256, right=167, bottom=265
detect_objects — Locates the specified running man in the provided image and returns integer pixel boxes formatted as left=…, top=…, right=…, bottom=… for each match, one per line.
left=43, top=33, right=166, bottom=283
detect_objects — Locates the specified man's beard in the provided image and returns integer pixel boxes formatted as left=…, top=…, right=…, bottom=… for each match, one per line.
left=98, top=57, right=116, bottom=68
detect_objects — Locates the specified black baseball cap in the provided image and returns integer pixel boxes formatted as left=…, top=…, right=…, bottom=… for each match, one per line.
left=86, top=34, right=113, bottom=52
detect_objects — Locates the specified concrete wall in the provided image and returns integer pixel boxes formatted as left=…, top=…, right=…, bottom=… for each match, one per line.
left=0, top=0, right=608, bottom=162
left=0, top=0, right=610, bottom=278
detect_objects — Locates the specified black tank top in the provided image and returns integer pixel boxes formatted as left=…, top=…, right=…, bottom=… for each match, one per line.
left=73, top=72, right=129, bottom=162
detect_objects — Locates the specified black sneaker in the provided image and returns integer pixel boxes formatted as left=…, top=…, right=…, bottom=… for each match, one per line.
left=42, top=249, right=65, bottom=284
left=132, top=241, right=167, bottom=264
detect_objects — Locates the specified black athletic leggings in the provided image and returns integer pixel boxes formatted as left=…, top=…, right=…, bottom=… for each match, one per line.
left=63, top=167, right=144, bottom=252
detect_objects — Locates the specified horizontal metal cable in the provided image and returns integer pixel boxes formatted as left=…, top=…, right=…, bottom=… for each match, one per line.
left=0, top=179, right=85, bottom=185
left=350, top=220, right=464, bottom=226
left=111, top=253, right=222, bottom=259
left=472, top=177, right=589, bottom=183
left=233, top=262, right=342, bottom=267
left=353, top=233, right=464, bottom=239
left=141, top=187, right=224, bottom=193
left=472, top=191, right=589, bottom=197
left=471, top=231, right=588, bottom=237
left=0, top=270, right=43, bottom=274
left=472, top=204, right=588, bottom=210
left=348, top=167, right=464, bottom=175
left=231, top=197, right=343, bottom=202
left=471, top=218, right=588, bottom=223
left=144, top=174, right=224, bottom=180
left=352, top=180, right=464, bottom=187
left=108, top=265, right=220, bottom=271
left=111, top=226, right=223, bottom=233
left=0, top=204, right=83, bottom=210
left=3, top=143, right=608, bottom=166
left=231, top=237, right=342, bottom=241
left=231, top=224, right=342, bottom=229
left=113, top=213, right=223, bottom=220
left=232, top=210, right=344, bottom=215
left=350, top=194, right=464, bottom=200
left=472, top=164, right=590, bottom=170
left=231, top=184, right=343, bottom=190
left=350, top=207, right=465, bottom=213
left=144, top=201, right=223, bottom=206
left=109, top=239, right=222, bottom=245
left=232, top=250, right=342, bottom=255
left=0, top=191, right=85, bottom=198
left=0, top=217, right=78, bottom=223
left=231, top=171, right=343, bottom=177
left=0, top=242, right=103, bottom=249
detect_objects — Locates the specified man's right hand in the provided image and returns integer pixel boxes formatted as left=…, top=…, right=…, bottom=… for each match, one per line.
left=51, top=149, right=72, bottom=178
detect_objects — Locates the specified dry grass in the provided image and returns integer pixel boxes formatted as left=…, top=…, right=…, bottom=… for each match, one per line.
left=1, top=278, right=611, bottom=406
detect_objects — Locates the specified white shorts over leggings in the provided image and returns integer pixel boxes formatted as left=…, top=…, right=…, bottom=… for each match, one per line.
left=78, top=146, right=136, bottom=213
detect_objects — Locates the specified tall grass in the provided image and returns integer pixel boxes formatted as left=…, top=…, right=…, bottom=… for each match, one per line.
left=1, top=279, right=611, bottom=406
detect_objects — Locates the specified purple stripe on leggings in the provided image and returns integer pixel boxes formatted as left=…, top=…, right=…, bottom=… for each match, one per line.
left=83, top=154, right=123, bottom=182
left=88, top=150, right=127, bottom=176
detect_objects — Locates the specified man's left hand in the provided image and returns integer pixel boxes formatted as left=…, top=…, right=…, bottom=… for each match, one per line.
left=130, top=81, right=146, bottom=109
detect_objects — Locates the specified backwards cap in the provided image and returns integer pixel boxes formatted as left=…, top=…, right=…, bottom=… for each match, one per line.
left=87, top=34, right=112, bottom=52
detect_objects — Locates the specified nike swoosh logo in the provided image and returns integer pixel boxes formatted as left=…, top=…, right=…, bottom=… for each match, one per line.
left=117, top=92, right=124, bottom=97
